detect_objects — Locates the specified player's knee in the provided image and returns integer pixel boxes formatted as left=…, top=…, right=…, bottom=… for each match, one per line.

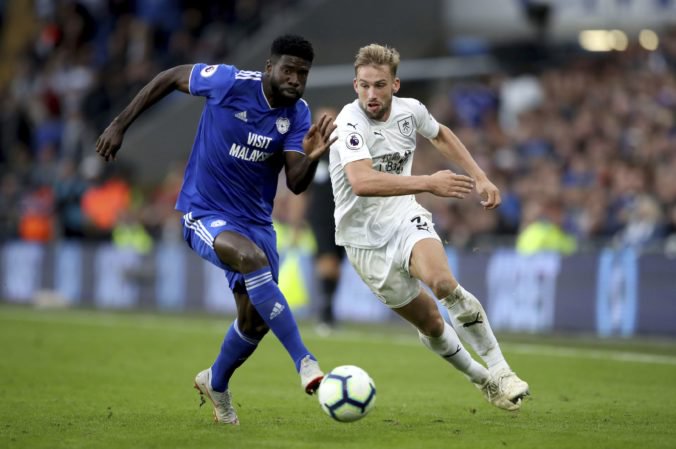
left=233, top=247, right=268, bottom=273
left=428, top=274, right=455, bottom=299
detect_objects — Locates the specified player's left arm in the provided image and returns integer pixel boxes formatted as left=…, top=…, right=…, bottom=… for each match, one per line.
left=284, top=113, right=337, bottom=194
left=429, top=124, right=501, bottom=209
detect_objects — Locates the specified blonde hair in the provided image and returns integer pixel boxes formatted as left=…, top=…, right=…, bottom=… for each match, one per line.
left=354, top=44, right=400, bottom=77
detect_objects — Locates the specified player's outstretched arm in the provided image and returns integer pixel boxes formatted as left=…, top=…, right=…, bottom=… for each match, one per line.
left=428, top=124, right=501, bottom=209
left=284, top=114, right=337, bottom=194
left=345, top=159, right=474, bottom=198
left=95, top=65, right=193, bottom=162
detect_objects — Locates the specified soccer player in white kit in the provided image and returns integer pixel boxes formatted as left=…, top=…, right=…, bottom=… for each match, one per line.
left=329, top=44, right=529, bottom=410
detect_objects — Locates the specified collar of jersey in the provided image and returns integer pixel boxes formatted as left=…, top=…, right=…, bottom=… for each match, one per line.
left=260, top=81, right=275, bottom=110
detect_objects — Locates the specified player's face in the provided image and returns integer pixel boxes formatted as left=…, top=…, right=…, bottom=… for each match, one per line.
left=266, top=55, right=311, bottom=107
left=354, top=64, right=400, bottom=121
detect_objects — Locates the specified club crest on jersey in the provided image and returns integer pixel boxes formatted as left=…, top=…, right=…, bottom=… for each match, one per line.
left=276, top=117, right=290, bottom=134
left=200, top=65, right=218, bottom=77
left=397, top=116, right=413, bottom=136
left=346, top=132, right=363, bottom=150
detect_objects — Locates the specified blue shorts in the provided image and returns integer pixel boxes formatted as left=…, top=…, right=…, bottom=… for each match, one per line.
left=181, top=212, right=279, bottom=294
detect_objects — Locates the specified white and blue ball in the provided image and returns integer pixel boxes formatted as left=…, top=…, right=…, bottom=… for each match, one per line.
left=317, top=365, right=376, bottom=422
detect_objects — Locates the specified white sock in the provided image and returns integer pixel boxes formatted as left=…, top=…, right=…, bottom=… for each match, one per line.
left=418, top=321, right=488, bottom=384
left=441, top=285, right=509, bottom=374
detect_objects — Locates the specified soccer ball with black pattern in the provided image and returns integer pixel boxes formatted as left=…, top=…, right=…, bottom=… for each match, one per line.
left=317, top=365, right=376, bottom=422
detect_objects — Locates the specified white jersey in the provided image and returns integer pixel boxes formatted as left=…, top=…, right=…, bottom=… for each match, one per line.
left=329, top=96, right=440, bottom=248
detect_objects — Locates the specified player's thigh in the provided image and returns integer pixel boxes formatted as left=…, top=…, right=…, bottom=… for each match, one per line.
left=182, top=212, right=278, bottom=278
left=345, top=245, right=420, bottom=308
left=391, top=289, right=445, bottom=336
left=213, top=230, right=268, bottom=272
left=409, top=238, right=457, bottom=290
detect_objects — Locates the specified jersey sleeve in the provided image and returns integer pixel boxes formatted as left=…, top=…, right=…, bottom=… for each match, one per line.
left=332, top=115, right=372, bottom=167
left=283, top=102, right=311, bottom=153
left=412, top=99, right=440, bottom=140
left=189, top=63, right=237, bottom=105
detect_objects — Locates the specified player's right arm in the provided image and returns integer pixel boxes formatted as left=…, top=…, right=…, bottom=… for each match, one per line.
left=96, top=65, right=192, bottom=161
left=345, top=160, right=474, bottom=198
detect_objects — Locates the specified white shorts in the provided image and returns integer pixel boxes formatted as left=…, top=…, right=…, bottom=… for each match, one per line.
left=345, top=207, right=441, bottom=308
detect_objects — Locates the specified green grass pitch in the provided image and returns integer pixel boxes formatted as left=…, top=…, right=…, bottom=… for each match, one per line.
left=1, top=304, right=676, bottom=449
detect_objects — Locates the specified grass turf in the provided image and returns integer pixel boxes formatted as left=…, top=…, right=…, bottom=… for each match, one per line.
left=1, top=304, right=675, bottom=449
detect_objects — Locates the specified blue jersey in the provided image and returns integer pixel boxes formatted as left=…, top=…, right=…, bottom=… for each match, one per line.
left=175, top=63, right=311, bottom=225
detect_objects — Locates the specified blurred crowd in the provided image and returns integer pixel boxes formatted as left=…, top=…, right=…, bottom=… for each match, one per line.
left=0, top=2, right=675, bottom=256
left=415, top=30, right=676, bottom=254
left=0, top=0, right=296, bottom=249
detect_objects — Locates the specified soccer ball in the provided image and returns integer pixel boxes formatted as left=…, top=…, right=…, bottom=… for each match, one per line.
left=317, top=365, right=376, bottom=422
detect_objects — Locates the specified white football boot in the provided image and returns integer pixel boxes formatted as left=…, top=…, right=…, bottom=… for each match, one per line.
left=475, top=377, right=521, bottom=411
left=493, top=369, right=530, bottom=404
left=194, top=368, right=239, bottom=425
left=299, top=355, right=324, bottom=395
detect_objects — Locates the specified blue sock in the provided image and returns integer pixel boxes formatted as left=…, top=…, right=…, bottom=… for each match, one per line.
left=244, top=267, right=314, bottom=371
left=210, top=319, right=260, bottom=392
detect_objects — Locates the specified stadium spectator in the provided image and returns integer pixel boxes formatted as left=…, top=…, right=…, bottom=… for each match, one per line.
left=613, top=194, right=665, bottom=250
left=516, top=196, right=577, bottom=255
left=80, top=167, right=131, bottom=238
left=112, top=209, right=153, bottom=255
left=0, top=173, right=21, bottom=240
left=53, top=158, right=88, bottom=238
left=18, top=185, right=53, bottom=242
left=664, top=203, right=676, bottom=258
left=141, top=161, right=184, bottom=241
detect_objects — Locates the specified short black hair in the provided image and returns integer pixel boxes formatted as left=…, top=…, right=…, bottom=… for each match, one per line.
left=270, top=34, right=314, bottom=63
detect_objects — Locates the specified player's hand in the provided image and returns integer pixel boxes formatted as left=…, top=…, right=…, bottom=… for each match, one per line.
left=303, top=113, right=338, bottom=161
left=428, top=170, right=475, bottom=199
left=476, top=177, right=501, bottom=209
left=95, top=120, right=125, bottom=162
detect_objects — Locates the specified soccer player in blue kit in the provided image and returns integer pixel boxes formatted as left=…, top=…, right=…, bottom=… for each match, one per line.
left=96, top=35, right=337, bottom=425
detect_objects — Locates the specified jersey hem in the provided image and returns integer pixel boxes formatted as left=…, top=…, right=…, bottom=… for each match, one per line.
left=336, top=239, right=390, bottom=250
left=176, top=207, right=273, bottom=226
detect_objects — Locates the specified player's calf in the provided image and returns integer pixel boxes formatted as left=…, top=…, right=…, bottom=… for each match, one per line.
left=440, top=284, right=488, bottom=328
left=441, top=285, right=509, bottom=371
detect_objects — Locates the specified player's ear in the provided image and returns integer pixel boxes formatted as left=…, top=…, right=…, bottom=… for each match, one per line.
left=353, top=78, right=358, bottom=93
left=265, top=59, right=273, bottom=74
left=392, top=77, right=400, bottom=94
